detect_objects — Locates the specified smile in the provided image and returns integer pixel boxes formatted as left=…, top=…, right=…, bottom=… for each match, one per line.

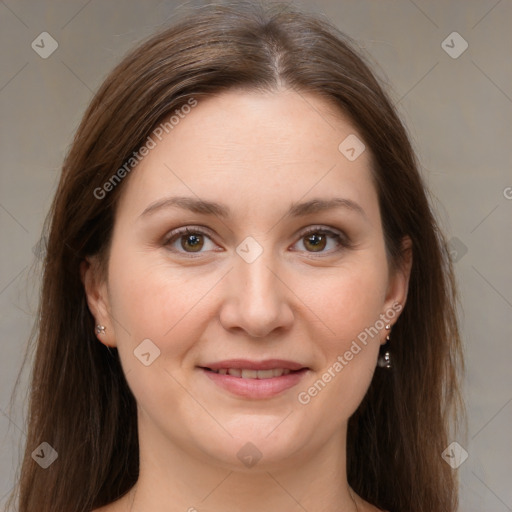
left=205, top=368, right=293, bottom=379
left=200, top=365, right=309, bottom=399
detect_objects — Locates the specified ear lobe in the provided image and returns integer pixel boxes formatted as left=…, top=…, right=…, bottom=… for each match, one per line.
left=80, top=257, right=116, bottom=347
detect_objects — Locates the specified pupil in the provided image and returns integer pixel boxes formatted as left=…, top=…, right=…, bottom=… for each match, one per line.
left=307, top=233, right=326, bottom=251
left=183, top=234, right=203, bottom=252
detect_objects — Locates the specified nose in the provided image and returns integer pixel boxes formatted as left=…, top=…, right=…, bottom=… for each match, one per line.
left=219, top=248, right=294, bottom=339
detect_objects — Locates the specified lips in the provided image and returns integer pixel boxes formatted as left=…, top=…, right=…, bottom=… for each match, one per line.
left=200, top=359, right=306, bottom=379
left=208, top=368, right=293, bottom=379
left=202, top=359, right=305, bottom=372
left=199, top=359, right=309, bottom=398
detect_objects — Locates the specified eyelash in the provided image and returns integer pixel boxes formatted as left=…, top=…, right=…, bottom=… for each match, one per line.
left=163, top=225, right=351, bottom=258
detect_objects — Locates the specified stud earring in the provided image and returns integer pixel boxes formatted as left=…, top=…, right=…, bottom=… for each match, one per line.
left=377, top=324, right=392, bottom=368
left=96, top=325, right=106, bottom=335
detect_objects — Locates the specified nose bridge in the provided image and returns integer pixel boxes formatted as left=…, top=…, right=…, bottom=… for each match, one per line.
left=237, top=247, right=277, bottom=303
left=220, top=238, right=293, bottom=337
left=234, top=233, right=277, bottom=291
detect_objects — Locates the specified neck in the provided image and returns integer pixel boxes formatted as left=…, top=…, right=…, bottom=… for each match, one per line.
left=123, top=414, right=360, bottom=512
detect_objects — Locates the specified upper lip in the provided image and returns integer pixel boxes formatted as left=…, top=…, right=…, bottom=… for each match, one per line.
left=200, top=359, right=307, bottom=371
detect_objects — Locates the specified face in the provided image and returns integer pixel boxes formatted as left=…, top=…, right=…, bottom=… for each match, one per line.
left=83, top=88, right=410, bottom=471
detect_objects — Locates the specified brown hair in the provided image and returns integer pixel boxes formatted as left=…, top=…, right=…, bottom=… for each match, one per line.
left=6, top=2, right=464, bottom=511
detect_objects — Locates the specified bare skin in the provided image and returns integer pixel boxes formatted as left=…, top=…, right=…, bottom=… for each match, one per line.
left=93, top=485, right=384, bottom=512
left=84, top=88, right=410, bottom=512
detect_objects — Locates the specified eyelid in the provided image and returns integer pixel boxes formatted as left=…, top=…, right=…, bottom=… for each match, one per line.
left=297, top=225, right=350, bottom=243
left=163, top=225, right=214, bottom=244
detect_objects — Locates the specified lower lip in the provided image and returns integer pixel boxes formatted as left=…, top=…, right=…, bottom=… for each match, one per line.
left=201, top=368, right=308, bottom=399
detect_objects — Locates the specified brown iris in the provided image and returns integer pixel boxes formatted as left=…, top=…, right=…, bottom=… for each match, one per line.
left=181, top=233, right=204, bottom=252
left=303, top=232, right=327, bottom=252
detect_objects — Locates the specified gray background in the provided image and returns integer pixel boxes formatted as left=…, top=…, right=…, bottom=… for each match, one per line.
left=1, top=0, right=511, bottom=510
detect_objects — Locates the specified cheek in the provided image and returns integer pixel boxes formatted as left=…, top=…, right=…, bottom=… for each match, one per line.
left=105, top=254, right=216, bottom=424
left=301, top=258, right=389, bottom=347
left=106, top=250, right=220, bottom=366
left=294, top=258, right=388, bottom=416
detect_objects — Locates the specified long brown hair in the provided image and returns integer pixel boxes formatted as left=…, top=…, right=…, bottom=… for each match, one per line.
left=6, top=2, right=464, bottom=511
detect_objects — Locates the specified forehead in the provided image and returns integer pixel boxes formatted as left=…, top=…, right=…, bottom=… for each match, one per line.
left=116, top=88, right=379, bottom=223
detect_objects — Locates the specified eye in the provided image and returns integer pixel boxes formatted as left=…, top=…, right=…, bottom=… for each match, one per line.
left=163, top=225, right=350, bottom=258
left=292, top=226, right=349, bottom=254
left=164, top=226, right=218, bottom=255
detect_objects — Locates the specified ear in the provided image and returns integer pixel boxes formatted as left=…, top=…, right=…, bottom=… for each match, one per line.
left=80, top=256, right=117, bottom=348
left=382, top=235, right=413, bottom=338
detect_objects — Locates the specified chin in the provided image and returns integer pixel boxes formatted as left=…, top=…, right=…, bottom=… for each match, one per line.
left=186, top=417, right=311, bottom=471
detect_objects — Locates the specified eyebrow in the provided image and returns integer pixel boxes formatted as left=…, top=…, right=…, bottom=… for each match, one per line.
left=139, top=195, right=367, bottom=220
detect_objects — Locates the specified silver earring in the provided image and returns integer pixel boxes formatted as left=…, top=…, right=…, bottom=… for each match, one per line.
left=96, top=325, right=106, bottom=335
left=377, top=350, right=391, bottom=368
left=377, top=324, right=392, bottom=368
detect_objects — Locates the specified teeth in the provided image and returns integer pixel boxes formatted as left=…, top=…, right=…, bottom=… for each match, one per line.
left=241, top=369, right=258, bottom=379
left=256, top=369, right=275, bottom=379
left=211, top=368, right=293, bottom=379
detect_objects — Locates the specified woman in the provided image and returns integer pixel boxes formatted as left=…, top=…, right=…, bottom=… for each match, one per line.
left=7, top=2, right=464, bottom=511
